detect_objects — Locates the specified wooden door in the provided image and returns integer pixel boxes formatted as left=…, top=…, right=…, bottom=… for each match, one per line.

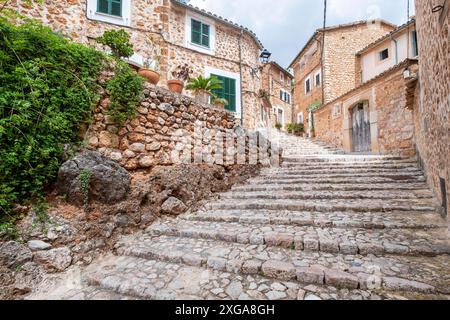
left=352, top=102, right=371, bottom=153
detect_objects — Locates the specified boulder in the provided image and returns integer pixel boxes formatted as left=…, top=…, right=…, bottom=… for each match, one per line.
left=0, top=241, right=33, bottom=269
left=161, top=197, right=187, bottom=216
left=57, top=151, right=131, bottom=205
left=34, top=247, right=72, bottom=272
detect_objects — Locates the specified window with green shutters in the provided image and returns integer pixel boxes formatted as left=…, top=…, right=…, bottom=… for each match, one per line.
left=97, top=0, right=122, bottom=17
left=211, top=74, right=237, bottom=112
left=191, top=19, right=210, bottom=48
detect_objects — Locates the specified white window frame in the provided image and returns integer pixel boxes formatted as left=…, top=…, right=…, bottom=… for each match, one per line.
left=379, top=48, right=389, bottom=61
left=280, top=71, right=284, bottom=83
left=87, top=0, right=131, bottom=26
left=204, top=66, right=241, bottom=118
left=185, top=11, right=216, bottom=55
left=410, top=30, right=419, bottom=58
left=297, top=112, right=304, bottom=124
left=305, top=76, right=312, bottom=94
left=314, top=70, right=321, bottom=87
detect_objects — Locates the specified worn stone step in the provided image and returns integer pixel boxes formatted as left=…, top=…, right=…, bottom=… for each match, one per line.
left=282, top=159, right=418, bottom=166
left=249, top=176, right=427, bottom=185
left=256, top=172, right=425, bottom=181
left=146, top=220, right=450, bottom=257
left=281, top=163, right=419, bottom=170
left=232, top=183, right=430, bottom=192
left=263, top=167, right=422, bottom=175
left=83, top=253, right=423, bottom=300
left=183, top=209, right=447, bottom=230
left=221, top=190, right=434, bottom=201
left=117, top=234, right=450, bottom=295
left=282, top=155, right=409, bottom=162
left=206, top=198, right=438, bottom=213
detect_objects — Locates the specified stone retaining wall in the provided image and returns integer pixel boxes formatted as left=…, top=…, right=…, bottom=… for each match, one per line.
left=87, top=84, right=277, bottom=170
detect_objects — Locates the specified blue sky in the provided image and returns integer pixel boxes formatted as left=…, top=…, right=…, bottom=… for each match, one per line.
left=188, top=0, right=415, bottom=67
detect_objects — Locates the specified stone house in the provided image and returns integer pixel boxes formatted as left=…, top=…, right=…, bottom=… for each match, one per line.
left=260, top=61, right=294, bottom=132
left=313, top=20, right=419, bottom=157
left=288, top=20, right=396, bottom=134
left=10, top=0, right=266, bottom=130
left=413, top=0, right=449, bottom=220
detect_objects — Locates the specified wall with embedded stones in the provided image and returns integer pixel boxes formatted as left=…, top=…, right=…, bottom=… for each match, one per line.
left=87, top=84, right=276, bottom=170
left=414, top=0, right=449, bottom=219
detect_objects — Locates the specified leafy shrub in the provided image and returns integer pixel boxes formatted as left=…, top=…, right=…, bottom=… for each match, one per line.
left=0, top=20, right=142, bottom=219
left=96, top=29, right=134, bottom=59
left=107, top=61, right=143, bottom=124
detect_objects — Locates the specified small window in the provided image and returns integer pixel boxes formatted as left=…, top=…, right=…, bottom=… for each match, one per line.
left=280, top=90, right=283, bottom=100
left=315, top=72, right=321, bottom=87
left=305, top=78, right=311, bottom=93
left=260, top=105, right=265, bottom=122
left=379, top=48, right=389, bottom=61
left=191, top=19, right=210, bottom=48
left=297, top=112, right=304, bottom=124
left=97, top=0, right=122, bottom=17
left=280, top=72, right=284, bottom=83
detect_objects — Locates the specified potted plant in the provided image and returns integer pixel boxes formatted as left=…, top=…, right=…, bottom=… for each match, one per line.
left=168, top=64, right=192, bottom=94
left=138, top=38, right=162, bottom=85
left=275, top=122, right=282, bottom=130
left=211, top=97, right=228, bottom=109
left=186, top=75, right=223, bottom=104
left=286, top=123, right=294, bottom=134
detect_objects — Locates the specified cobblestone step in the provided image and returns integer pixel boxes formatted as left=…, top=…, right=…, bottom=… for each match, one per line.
left=256, top=172, right=425, bottom=180
left=249, top=176, right=427, bottom=185
left=281, top=162, right=420, bottom=169
left=206, top=198, right=438, bottom=213
left=232, top=183, right=430, bottom=192
left=220, top=189, right=434, bottom=201
left=263, top=167, right=422, bottom=175
left=116, top=234, right=450, bottom=295
left=146, top=220, right=450, bottom=257
left=82, top=253, right=426, bottom=300
left=183, top=209, right=447, bottom=230
left=282, top=156, right=409, bottom=163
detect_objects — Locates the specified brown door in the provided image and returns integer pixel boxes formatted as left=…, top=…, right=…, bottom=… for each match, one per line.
left=352, top=102, right=371, bottom=153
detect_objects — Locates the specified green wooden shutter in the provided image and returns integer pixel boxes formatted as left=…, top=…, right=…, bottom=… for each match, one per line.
left=212, top=74, right=236, bottom=112
left=97, top=0, right=122, bottom=16
left=191, top=19, right=210, bottom=48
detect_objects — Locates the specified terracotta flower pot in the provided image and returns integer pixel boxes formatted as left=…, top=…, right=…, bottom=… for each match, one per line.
left=167, top=80, right=184, bottom=93
left=138, top=68, right=160, bottom=85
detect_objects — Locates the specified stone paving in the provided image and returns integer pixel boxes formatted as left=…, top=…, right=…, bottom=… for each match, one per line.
left=27, top=133, right=450, bottom=300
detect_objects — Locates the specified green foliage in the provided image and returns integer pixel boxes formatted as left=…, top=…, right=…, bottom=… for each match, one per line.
left=107, top=61, right=143, bottom=124
left=96, top=29, right=134, bottom=59
left=0, top=0, right=43, bottom=22
left=275, top=122, right=282, bottom=130
left=211, top=97, right=228, bottom=106
left=0, top=216, right=19, bottom=240
left=286, top=123, right=304, bottom=135
left=186, top=75, right=223, bottom=95
left=79, top=169, right=91, bottom=212
left=0, top=20, right=105, bottom=217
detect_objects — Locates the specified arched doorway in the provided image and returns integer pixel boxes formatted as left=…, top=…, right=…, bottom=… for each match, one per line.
left=351, top=102, right=371, bottom=153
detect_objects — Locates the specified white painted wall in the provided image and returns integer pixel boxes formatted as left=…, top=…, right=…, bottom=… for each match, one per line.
left=360, top=26, right=417, bottom=83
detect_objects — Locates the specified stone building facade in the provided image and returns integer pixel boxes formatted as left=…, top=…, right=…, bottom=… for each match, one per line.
left=260, top=62, right=293, bottom=131
left=314, top=60, right=418, bottom=157
left=10, top=0, right=265, bottom=130
left=413, top=0, right=449, bottom=219
left=289, top=21, right=396, bottom=132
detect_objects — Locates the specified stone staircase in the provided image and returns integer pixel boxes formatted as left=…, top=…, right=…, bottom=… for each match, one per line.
left=35, top=133, right=450, bottom=300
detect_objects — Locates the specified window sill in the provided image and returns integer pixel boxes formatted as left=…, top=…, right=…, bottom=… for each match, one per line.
left=95, top=12, right=123, bottom=19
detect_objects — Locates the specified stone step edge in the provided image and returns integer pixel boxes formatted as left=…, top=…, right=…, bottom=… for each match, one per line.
left=116, top=244, right=438, bottom=294
left=206, top=202, right=438, bottom=213
left=231, top=185, right=429, bottom=192
left=220, top=194, right=434, bottom=201
left=146, top=225, right=449, bottom=257
left=181, top=213, right=447, bottom=230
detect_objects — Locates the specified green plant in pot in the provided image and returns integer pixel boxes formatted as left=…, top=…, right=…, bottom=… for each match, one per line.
left=211, top=97, right=228, bottom=109
left=96, top=29, right=134, bottom=60
left=138, top=36, right=162, bottom=85
left=186, top=75, right=223, bottom=104
left=275, top=122, right=282, bottom=130
left=168, top=64, right=193, bottom=94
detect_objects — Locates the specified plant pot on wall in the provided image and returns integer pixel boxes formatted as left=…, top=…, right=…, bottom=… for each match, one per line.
left=167, top=80, right=184, bottom=94
left=196, top=90, right=210, bottom=104
left=138, top=68, right=160, bottom=85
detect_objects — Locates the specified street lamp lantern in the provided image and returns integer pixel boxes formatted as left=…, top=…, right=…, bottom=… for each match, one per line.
left=259, top=49, right=271, bottom=63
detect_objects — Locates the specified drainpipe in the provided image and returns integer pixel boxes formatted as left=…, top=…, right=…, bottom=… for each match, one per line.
left=391, top=35, right=399, bottom=64
left=238, top=29, right=244, bottom=126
